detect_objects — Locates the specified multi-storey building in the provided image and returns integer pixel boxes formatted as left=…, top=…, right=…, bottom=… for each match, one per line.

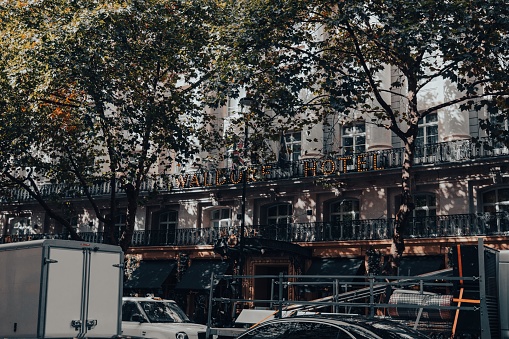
left=1, top=73, right=508, bottom=324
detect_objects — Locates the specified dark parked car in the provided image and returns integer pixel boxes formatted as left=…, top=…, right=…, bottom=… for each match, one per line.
left=236, top=315, right=430, bottom=339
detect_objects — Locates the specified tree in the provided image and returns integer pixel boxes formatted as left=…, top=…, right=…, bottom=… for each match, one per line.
left=0, top=0, right=223, bottom=252
left=214, top=0, right=509, bottom=273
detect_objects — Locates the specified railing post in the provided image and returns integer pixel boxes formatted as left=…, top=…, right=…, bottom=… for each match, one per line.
left=369, top=273, right=374, bottom=318
left=333, top=279, right=339, bottom=313
left=278, top=272, right=284, bottom=319
left=478, top=238, right=492, bottom=339
left=206, top=272, right=214, bottom=339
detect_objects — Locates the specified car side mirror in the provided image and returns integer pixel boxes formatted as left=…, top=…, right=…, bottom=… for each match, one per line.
left=131, top=314, right=146, bottom=323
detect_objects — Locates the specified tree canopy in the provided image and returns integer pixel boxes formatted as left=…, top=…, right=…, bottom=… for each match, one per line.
left=0, top=0, right=223, bottom=251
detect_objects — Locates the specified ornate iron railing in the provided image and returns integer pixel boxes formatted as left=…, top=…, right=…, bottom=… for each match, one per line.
left=1, top=138, right=508, bottom=203
left=2, top=212, right=508, bottom=246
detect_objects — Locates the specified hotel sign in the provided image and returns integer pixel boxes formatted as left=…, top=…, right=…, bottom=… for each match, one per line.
left=170, top=153, right=390, bottom=189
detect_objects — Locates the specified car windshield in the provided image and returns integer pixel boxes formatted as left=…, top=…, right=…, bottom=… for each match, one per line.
left=139, top=301, right=190, bottom=323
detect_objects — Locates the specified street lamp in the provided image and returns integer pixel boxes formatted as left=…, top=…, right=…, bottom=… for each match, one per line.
left=238, top=96, right=254, bottom=281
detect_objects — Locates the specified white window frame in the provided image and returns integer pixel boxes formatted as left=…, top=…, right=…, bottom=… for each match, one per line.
left=416, top=112, right=438, bottom=147
left=159, top=210, right=178, bottom=231
left=341, top=123, right=365, bottom=156
left=330, top=199, right=360, bottom=222
left=413, top=194, right=437, bottom=218
left=284, top=132, right=302, bottom=162
left=482, top=188, right=509, bottom=213
left=267, top=203, right=293, bottom=225
left=210, top=208, right=232, bottom=228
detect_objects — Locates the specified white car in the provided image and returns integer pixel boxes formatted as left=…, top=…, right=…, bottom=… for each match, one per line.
left=121, top=296, right=208, bottom=339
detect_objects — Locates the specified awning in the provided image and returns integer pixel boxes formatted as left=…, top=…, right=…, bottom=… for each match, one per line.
left=304, top=257, right=363, bottom=282
left=398, top=255, right=445, bottom=276
left=124, top=260, right=176, bottom=289
left=175, top=260, right=230, bottom=291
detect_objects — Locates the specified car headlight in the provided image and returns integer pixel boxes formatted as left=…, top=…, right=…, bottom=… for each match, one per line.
left=175, top=332, right=189, bottom=339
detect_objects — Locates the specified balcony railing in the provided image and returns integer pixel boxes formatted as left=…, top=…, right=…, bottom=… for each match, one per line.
left=2, top=212, right=508, bottom=246
left=1, top=138, right=508, bottom=203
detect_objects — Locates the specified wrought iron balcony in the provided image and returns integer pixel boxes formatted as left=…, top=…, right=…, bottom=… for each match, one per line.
left=2, top=212, right=508, bottom=246
left=1, top=137, right=508, bottom=203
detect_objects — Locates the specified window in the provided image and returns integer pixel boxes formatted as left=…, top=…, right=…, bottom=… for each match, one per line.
left=115, top=213, right=127, bottom=233
left=416, top=112, right=438, bottom=147
left=68, top=216, right=79, bottom=229
left=330, top=199, right=360, bottom=222
left=227, top=97, right=239, bottom=116
left=224, top=90, right=248, bottom=168
left=488, top=112, right=508, bottom=152
left=267, top=204, right=293, bottom=225
left=122, top=301, right=141, bottom=322
left=329, top=199, right=359, bottom=239
left=323, top=114, right=339, bottom=156
left=159, top=211, right=178, bottom=231
left=482, top=188, right=509, bottom=213
left=410, top=194, right=437, bottom=237
left=138, top=300, right=190, bottom=323
left=10, top=217, right=32, bottom=235
left=103, top=213, right=126, bottom=235
left=481, top=188, right=509, bottom=234
left=413, top=194, right=437, bottom=218
left=210, top=208, right=231, bottom=228
left=342, top=123, right=365, bottom=155
left=283, top=132, right=302, bottom=162
left=264, top=204, right=293, bottom=240
left=489, top=112, right=509, bottom=132
left=415, top=113, right=438, bottom=162
left=158, top=210, right=178, bottom=244
left=226, top=88, right=248, bottom=116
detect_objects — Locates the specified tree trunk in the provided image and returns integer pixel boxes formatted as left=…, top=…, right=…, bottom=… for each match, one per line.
left=104, top=174, right=118, bottom=245
left=119, top=182, right=138, bottom=253
left=384, top=137, right=416, bottom=275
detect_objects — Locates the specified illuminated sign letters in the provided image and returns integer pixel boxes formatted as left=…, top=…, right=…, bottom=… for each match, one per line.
left=169, top=153, right=386, bottom=190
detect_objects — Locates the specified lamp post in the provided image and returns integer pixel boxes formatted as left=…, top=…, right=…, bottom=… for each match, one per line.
left=238, top=97, right=253, bottom=284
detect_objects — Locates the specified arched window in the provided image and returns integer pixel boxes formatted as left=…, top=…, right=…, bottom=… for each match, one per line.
left=329, top=199, right=359, bottom=240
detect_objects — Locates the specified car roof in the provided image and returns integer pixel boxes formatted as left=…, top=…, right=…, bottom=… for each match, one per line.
left=122, top=296, right=177, bottom=303
left=239, top=315, right=430, bottom=339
